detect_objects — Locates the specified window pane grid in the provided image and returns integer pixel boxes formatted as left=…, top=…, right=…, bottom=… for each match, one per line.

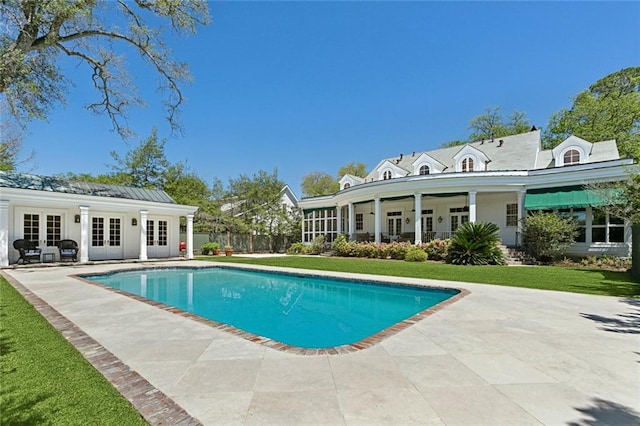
left=23, top=214, right=40, bottom=243
left=46, top=215, right=62, bottom=246
left=147, top=220, right=155, bottom=246
left=92, top=218, right=104, bottom=246
left=110, top=218, right=121, bottom=246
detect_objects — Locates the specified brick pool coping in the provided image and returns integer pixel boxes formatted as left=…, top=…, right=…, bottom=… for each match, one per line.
left=1, top=271, right=203, bottom=426
left=73, top=264, right=469, bottom=356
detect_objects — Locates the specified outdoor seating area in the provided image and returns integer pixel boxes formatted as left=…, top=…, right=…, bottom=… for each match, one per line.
left=11, top=239, right=80, bottom=264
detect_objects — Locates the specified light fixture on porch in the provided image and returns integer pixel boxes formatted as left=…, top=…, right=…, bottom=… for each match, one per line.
left=132, top=218, right=138, bottom=226
left=405, top=217, right=410, bottom=224
left=437, top=216, right=443, bottom=223
left=74, top=214, right=80, bottom=223
left=369, top=201, right=375, bottom=215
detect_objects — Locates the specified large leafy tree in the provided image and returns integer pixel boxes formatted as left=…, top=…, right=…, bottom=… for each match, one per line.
left=0, top=0, right=210, bottom=137
left=337, top=162, right=368, bottom=178
left=227, top=168, right=289, bottom=252
left=301, top=172, right=340, bottom=197
left=543, top=67, right=640, bottom=158
left=109, top=127, right=169, bottom=188
left=301, top=162, right=369, bottom=197
left=442, top=106, right=532, bottom=147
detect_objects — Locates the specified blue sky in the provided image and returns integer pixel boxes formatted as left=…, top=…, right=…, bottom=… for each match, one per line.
left=21, top=1, right=640, bottom=197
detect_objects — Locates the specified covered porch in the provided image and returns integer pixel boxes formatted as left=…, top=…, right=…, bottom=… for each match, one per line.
left=302, top=189, right=526, bottom=246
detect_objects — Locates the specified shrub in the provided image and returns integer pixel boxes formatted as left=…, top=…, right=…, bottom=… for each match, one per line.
left=521, top=212, right=578, bottom=263
left=446, top=222, right=506, bottom=265
left=201, top=242, right=220, bottom=255
left=287, top=242, right=306, bottom=255
left=405, top=247, right=427, bottom=262
left=420, top=239, right=450, bottom=261
left=306, top=235, right=325, bottom=255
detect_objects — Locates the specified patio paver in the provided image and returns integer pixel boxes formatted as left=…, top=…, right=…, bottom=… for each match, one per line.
left=3, top=260, right=639, bottom=425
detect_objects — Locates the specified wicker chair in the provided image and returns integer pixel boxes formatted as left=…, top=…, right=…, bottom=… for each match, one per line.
left=57, top=239, right=79, bottom=262
left=13, top=239, right=41, bottom=264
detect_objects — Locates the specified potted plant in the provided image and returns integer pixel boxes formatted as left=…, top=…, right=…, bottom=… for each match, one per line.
left=224, top=244, right=233, bottom=256
left=201, top=242, right=220, bottom=256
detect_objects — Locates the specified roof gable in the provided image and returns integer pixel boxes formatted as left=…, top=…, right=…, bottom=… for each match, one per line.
left=411, top=153, right=446, bottom=174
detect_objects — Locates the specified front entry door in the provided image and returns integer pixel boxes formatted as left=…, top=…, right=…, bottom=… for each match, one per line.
left=90, top=216, right=123, bottom=260
left=146, top=218, right=170, bottom=258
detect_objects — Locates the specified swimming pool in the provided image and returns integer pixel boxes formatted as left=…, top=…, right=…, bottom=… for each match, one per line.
left=84, top=267, right=460, bottom=349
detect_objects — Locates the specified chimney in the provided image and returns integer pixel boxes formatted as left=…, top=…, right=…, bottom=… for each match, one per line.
left=490, top=132, right=495, bottom=142
left=399, top=153, right=403, bottom=160
left=498, top=139, right=504, bottom=147
left=480, top=138, right=484, bottom=144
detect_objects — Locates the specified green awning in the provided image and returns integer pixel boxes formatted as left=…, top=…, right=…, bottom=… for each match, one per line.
left=524, top=186, right=622, bottom=210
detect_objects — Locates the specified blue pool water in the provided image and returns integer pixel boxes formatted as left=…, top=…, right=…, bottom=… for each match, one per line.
left=84, top=267, right=458, bottom=348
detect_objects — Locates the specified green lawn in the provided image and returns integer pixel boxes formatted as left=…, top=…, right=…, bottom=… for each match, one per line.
left=197, top=255, right=640, bottom=297
left=0, top=277, right=147, bottom=426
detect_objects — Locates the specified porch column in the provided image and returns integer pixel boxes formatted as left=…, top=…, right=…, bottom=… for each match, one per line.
left=139, top=210, right=148, bottom=261
left=336, top=205, right=342, bottom=236
left=186, top=214, right=194, bottom=260
left=348, top=203, right=355, bottom=239
left=374, top=197, right=381, bottom=243
left=0, top=200, right=9, bottom=267
left=517, top=189, right=526, bottom=246
left=414, top=193, right=422, bottom=245
left=79, top=206, right=90, bottom=263
left=469, top=191, right=477, bottom=223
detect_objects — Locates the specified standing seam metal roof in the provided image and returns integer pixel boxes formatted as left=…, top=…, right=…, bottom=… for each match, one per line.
left=0, top=171, right=176, bottom=204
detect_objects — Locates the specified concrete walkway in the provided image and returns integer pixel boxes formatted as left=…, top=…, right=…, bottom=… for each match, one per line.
left=4, top=261, right=639, bottom=425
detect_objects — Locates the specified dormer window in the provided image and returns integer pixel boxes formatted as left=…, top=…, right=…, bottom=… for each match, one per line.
left=462, top=157, right=474, bottom=172
left=343, top=182, right=351, bottom=189
left=419, top=165, right=430, bottom=175
left=563, top=149, right=580, bottom=166
left=383, top=170, right=392, bottom=180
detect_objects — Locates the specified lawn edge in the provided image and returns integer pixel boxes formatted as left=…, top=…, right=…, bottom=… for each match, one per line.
left=0, top=271, right=202, bottom=426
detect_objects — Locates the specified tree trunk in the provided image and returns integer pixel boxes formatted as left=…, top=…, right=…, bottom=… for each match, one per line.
left=632, top=222, right=640, bottom=278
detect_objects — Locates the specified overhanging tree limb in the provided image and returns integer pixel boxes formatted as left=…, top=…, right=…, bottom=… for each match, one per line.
left=0, top=0, right=210, bottom=137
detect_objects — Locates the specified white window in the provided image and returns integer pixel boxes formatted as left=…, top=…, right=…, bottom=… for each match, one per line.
left=592, top=209, right=625, bottom=243
left=506, top=204, right=518, bottom=227
left=419, top=165, right=430, bottom=175
left=343, top=182, right=351, bottom=189
left=461, top=157, right=474, bottom=172
left=563, top=149, right=580, bottom=165
left=355, top=213, right=363, bottom=231
left=383, top=170, right=392, bottom=180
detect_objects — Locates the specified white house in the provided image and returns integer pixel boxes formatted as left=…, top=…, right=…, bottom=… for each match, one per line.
left=298, top=130, right=634, bottom=257
left=0, top=172, right=198, bottom=266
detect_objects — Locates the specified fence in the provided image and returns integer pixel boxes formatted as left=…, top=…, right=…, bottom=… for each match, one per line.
left=180, top=232, right=293, bottom=254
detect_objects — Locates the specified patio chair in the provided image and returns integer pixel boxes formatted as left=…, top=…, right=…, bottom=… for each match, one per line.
left=13, top=239, right=41, bottom=264
left=57, top=239, right=79, bottom=262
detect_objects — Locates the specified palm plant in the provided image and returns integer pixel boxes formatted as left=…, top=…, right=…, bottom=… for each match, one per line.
left=446, top=222, right=506, bottom=265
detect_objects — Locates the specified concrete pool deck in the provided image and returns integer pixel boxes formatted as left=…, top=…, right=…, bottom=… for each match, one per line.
left=3, top=260, right=639, bottom=425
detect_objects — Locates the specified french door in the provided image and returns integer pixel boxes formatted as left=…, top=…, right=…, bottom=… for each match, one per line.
left=387, top=211, right=402, bottom=238
left=146, top=218, right=170, bottom=258
left=18, top=209, right=64, bottom=247
left=90, top=216, right=123, bottom=260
